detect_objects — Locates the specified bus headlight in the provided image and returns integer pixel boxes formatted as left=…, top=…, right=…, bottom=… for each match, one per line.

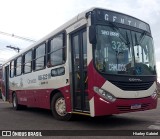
left=151, top=90, right=157, bottom=99
left=93, top=86, right=116, bottom=102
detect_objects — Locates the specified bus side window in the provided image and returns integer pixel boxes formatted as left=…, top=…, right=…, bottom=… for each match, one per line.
left=48, top=33, right=66, bottom=67
left=24, top=50, right=32, bottom=74
left=34, top=43, right=46, bottom=70
left=15, top=56, right=22, bottom=76
left=10, top=60, right=15, bottom=78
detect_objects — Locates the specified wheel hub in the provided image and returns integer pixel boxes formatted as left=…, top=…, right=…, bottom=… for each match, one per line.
left=55, top=98, right=67, bottom=116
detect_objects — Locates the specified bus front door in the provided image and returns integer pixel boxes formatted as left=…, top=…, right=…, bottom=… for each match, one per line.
left=71, top=29, right=89, bottom=112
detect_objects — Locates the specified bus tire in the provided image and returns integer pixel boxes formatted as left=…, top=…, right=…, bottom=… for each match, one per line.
left=51, top=93, right=72, bottom=121
left=12, top=93, right=22, bottom=110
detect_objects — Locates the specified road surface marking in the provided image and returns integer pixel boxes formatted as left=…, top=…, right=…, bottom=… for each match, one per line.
left=148, top=125, right=160, bottom=130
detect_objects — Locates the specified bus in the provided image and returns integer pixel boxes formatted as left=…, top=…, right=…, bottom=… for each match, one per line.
left=1, top=7, right=158, bottom=120
left=0, top=67, right=2, bottom=98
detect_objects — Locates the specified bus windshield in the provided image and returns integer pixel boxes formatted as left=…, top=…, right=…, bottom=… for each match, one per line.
left=94, top=25, right=156, bottom=75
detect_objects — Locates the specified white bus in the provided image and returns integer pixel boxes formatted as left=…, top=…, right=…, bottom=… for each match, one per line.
left=1, top=7, right=158, bottom=120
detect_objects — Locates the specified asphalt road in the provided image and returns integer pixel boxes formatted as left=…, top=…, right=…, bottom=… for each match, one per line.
left=0, top=98, right=160, bottom=138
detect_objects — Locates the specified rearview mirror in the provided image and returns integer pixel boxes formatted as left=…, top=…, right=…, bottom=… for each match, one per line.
left=89, top=26, right=97, bottom=44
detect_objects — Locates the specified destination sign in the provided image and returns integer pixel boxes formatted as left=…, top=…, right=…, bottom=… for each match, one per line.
left=95, top=9, right=150, bottom=33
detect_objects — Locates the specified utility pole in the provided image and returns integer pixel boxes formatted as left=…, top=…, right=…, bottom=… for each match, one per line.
left=6, top=45, right=20, bottom=53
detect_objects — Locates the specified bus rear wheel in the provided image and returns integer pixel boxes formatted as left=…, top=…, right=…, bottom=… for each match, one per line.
left=51, top=93, right=72, bottom=121
left=12, top=93, right=22, bottom=110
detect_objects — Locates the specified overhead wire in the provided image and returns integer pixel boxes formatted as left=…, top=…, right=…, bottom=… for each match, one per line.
left=0, top=30, right=37, bottom=64
left=0, top=31, right=36, bottom=42
left=0, top=31, right=35, bottom=54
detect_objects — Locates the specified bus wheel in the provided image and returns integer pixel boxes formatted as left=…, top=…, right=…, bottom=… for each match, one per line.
left=12, top=93, right=21, bottom=110
left=51, top=93, right=72, bottom=121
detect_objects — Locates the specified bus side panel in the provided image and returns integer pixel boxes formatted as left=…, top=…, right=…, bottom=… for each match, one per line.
left=12, top=89, right=49, bottom=109
left=9, top=90, right=12, bottom=103
left=9, top=85, right=72, bottom=112
left=58, top=85, right=72, bottom=113
left=0, top=80, right=1, bottom=98
left=22, top=90, right=34, bottom=107
left=88, top=60, right=106, bottom=100
left=29, top=85, right=72, bottom=111
left=88, top=60, right=106, bottom=116
left=32, top=89, right=50, bottom=109
left=8, top=89, right=38, bottom=108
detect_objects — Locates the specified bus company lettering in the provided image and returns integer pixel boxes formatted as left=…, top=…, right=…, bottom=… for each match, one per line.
left=104, top=13, right=148, bottom=32
left=101, top=30, right=119, bottom=37
left=19, top=97, right=27, bottom=102
left=109, top=64, right=126, bottom=71
left=129, top=78, right=142, bottom=82
left=38, top=73, right=51, bottom=81
left=27, top=79, right=36, bottom=84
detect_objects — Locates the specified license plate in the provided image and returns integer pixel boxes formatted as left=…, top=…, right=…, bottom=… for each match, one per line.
left=131, top=104, right=141, bottom=109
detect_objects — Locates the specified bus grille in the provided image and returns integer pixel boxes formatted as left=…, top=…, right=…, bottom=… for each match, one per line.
left=117, top=103, right=150, bottom=112
left=111, top=81, right=154, bottom=91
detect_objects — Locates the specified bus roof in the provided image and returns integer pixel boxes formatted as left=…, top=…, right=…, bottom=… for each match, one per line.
left=2, top=7, right=150, bottom=65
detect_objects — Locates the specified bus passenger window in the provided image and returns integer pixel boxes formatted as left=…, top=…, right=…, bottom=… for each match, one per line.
left=24, top=50, right=32, bottom=74
left=16, top=56, right=22, bottom=76
left=10, top=60, right=15, bottom=78
left=35, top=44, right=46, bottom=70
left=49, top=34, right=66, bottom=66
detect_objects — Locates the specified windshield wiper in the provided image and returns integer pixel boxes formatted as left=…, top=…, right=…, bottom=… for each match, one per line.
left=138, top=31, right=147, bottom=45
left=109, top=22, right=130, bottom=45
left=135, top=31, right=148, bottom=57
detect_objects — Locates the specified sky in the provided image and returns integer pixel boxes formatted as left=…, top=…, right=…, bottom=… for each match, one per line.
left=0, top=0, right=160, bottom=80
